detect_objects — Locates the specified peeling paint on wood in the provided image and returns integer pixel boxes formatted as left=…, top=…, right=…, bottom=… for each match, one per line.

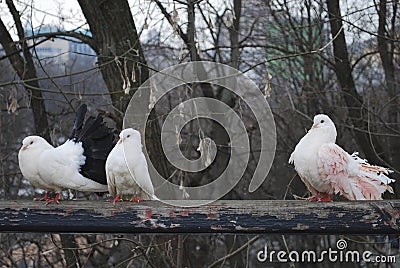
left=0, top=200, right=399, bottom=234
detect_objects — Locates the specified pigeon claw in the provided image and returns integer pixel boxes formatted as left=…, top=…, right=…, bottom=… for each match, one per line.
left=107, top=195, right=122, bottom=205
left=45, top=193, right=61, bottom=205
left=317, top=193, right=332, bottom=202
left=131, top=195, right=141, bottom=203
left=33, top=192, right=49, bottom=201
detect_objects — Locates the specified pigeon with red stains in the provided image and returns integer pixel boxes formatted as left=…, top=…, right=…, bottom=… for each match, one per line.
left=18, top=104, right=115, bottom=204
left=106, top=128, right=156, bottom=204
left=289, top=114, right=394, bottom=201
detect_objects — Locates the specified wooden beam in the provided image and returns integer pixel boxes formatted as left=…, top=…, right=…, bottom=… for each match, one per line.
left=0, top=200, right=399, bottom=234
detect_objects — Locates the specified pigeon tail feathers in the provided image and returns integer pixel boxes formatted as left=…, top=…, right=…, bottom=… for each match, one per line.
left=69, top=107, right=116, bottom=186
left=70, top=104, right=87, bottom=140
left=351, top=153, right=395, bottom=199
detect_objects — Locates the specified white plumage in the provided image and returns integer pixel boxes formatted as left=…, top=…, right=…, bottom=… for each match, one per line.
left=18, top=136, right=55, bottom=200
left=37, top=140, right=108, bottom=193
left=18, top=136, right=109, bottom=203
left=289, top=114, right=394, bottom=201
left=18, top=104, right=115, bottom=204
left=106, top=128, right=155, bottom=203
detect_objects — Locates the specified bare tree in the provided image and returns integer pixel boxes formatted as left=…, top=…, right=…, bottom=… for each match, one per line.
left=0, top=0, right=50, bottom=141
left=327, top=0, right=386, bottom=166
left=0, top=0, right=399, bottom=267
left=377, top=0, right=400, bottom=183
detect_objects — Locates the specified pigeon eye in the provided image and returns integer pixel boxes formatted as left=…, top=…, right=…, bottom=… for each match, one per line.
left=320, top=120, right=325, bottom=123
left=30, top=141, right=34, bottom=145
left=127, top=135, right=131, bottom=138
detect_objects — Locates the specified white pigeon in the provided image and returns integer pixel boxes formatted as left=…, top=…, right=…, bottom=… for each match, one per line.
left=18, top=104, right=115, bottom=204
left=18, top=136, right=55, bottom=201
left=289, top=114, right=394, bottom=201
left=106, top=128, right=156, bottom=204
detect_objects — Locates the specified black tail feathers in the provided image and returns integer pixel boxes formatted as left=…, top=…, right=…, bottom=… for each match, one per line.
left=70, top=104, right=116, bottom=185
left=70, top=104, right=88, bottom=140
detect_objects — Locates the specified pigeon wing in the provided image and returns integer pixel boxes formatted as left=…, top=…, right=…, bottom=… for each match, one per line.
left=38, top=141, right=108, bottom=191
left=76, top=114, right=116, bottom=185
left=317, top=143, right=365, bottom=200
left=133, top=153, right=155, bottom=197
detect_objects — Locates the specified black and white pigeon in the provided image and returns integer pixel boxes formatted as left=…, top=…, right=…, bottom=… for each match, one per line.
left=18, top=104, right=115, bottom=204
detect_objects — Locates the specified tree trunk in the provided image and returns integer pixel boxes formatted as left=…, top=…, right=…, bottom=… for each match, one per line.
left=326, top=0, right=385, bottom=166
left=78, top=0, right=169, bottom=177
left=219, top=0, right=242, bottom=106
left=187, top=0, right=197, bottom=62
left=229, top=0, right=241, bottom=70
left=377, top=0, right=400, bottom=171
left=0, top=0, right=50, bottom=141
left=302, top=1, right=320, bottom=116
left=377, top=0, right=400, bottom=196
left=77, top=0, right=148, bottom=116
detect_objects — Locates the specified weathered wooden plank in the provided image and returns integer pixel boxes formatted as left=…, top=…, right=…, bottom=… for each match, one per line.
left=0, top=200, right=399, bottom=234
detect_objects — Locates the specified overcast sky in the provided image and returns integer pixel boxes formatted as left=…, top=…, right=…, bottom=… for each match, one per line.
left=0, top=0, right=378, bottom=52
left=0, top=0, right=187, bottom=45
left=1, top=0, right=85, bottom=31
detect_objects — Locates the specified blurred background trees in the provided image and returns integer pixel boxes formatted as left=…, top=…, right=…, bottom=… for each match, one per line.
left=0, top=0, right=399, bottom=267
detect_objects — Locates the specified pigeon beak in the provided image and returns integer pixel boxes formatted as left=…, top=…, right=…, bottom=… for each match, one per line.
left=21, top=145, right=28, bottom=151
left=118, top=138, right=123, bottom=145
left=311, top=124, right=318, bottom=129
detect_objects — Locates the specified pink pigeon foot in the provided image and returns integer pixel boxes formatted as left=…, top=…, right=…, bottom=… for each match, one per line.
left=317, top=193, right=333, bottom=202
left=130, top=195, right=142, bottom=203
left=45, top=193, right=61, bottom=205
left=107, top=195, right=122, bottom=205
left=33, top=192, right=50, bottom=201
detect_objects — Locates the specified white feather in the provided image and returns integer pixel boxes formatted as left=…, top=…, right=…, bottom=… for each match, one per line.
left=289, top=114, right=395, bottom=200
left=38, top=140, right=108, bottom=192
left=18, top=136, right=54, bottom=191
left=106, top=128, right=156, bottom=200
left=19, top=135, right=108, bottom=194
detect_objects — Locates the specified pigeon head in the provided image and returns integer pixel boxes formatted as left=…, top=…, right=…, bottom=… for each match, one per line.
left=309, top=114, right=337, bottom=142
left=118, top=128, right=142, bottom=146
left=311, top=114, right=334, bottom=129
left=20, top=136, right=51, bottom=152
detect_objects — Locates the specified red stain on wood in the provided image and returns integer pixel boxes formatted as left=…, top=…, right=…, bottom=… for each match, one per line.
left=179, top=210, right=189, bottom=217
left=207, top=213, right=219, bottom=219
left=169, top=210, right=176, bottom=218
left=179, top=208, right=196, bottom=217
left=145, top=208, right=152, bottom=219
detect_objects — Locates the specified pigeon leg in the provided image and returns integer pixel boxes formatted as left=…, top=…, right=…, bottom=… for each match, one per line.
left=33, top=192, right=49, bottom=201
left=293, top=194, right=319, bottom=201
left=317, top=193, right=332, bottom=202
left=107, top=195, right=122, bottom=205
left=294, top=192, right=333, bottom=202
left=307, top=195, right=320, bottom=201
left=131, top=195, right=141, bottom=203
left=45, top=193, right=61, bottom=205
